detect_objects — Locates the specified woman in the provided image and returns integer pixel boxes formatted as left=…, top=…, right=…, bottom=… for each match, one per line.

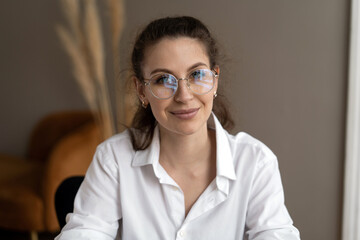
left=56, top=16, right=300, bottom=239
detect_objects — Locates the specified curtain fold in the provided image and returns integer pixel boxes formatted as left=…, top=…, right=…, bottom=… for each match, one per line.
left=342, top=0, right=360, bottom=239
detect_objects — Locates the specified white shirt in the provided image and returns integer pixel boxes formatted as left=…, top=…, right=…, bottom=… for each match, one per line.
left=55, top=114, right=300, bottom=240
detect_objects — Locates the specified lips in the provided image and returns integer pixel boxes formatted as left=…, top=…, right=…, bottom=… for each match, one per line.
left=170, top=108, right=199, bottom=120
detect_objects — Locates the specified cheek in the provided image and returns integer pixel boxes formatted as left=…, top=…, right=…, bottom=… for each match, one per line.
left=201, top=95, right=214, bottom=109
left=148, top=99, right=169, bottom=119
left=144, top=88, right=153, bottom=101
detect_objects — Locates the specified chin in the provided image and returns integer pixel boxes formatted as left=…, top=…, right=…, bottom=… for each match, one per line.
left=157, top=110, right=211, bottom=136
left=165, top=121, right=208, bottom=137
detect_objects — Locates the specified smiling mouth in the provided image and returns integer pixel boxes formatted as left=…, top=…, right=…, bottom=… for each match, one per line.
left=170, top=108, right=199, bottom=119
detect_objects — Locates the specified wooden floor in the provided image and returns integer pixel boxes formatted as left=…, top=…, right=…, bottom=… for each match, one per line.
left=0, top=229, right=58, bottom=240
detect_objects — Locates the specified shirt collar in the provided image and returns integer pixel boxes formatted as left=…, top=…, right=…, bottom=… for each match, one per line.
left=132, top=125, right=164, bottom=178
left=209, top=113, right=237, bottom=196
left=132, top=113, right=237, bottom=191
left=209, top=113, right=237, bottom=181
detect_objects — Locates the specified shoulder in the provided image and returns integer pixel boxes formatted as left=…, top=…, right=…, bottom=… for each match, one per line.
left=101, top=129, right=132, bottom=146
left=94, top=129, right=135, bottom=165
left=227, top=131, right=277, bottom=168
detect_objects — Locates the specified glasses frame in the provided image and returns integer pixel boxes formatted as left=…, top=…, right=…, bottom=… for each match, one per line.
left=143, top=69, right=219, bottom=100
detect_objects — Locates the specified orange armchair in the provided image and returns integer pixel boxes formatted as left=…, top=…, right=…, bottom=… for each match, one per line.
left=0, top=111, right=101, bottom=237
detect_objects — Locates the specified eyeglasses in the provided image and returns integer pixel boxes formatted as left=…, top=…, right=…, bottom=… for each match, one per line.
left=143, top=69, right=218, bottom=99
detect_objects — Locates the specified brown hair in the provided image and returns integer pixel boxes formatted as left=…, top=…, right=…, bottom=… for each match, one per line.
left=129, top=16, right=233, bottom=150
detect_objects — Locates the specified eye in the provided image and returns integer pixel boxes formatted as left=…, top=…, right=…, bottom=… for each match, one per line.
left=191, top=69, right=206, bottom=79
left=153, top=75, right=168, bottom=85
left=152, top=74, right=177, bottom=87
left=165, top=76, right=177, bottom=85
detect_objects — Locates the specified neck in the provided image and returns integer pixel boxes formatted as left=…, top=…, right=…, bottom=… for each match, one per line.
left=159, top=124, right=216, bottom=173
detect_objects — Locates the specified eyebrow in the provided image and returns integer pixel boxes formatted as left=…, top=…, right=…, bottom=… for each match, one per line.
left=149, top=62, right=209, bottom=76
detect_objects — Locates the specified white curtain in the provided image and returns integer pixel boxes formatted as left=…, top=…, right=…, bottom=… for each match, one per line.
left=342, top=0, right=360, bottom=239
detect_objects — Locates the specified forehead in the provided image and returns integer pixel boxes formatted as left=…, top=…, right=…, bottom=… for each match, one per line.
left=142, top=37, right=210, bottom=75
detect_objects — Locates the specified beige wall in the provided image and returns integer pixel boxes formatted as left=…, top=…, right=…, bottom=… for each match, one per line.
left=0, top=1, right=88, bottom=156
left=0, top=0, right=349, bottom=239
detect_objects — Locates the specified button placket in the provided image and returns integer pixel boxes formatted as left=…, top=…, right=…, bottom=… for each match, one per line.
left=165, top=184, right=185, bottom=228
left=158, top=164, right=185, bottom=226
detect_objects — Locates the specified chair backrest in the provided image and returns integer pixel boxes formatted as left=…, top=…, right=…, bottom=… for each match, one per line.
left=55, top=176, right=84, bottom=229
left=27, top=111, right=94, bottom=163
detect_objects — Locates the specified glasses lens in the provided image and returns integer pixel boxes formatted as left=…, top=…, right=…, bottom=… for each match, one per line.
left=150, top=74, right=177, bottom=99
left=188, top=69, right=214, bottom=94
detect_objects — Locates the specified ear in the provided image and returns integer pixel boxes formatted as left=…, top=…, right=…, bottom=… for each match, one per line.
left=133, top=76, right=147, bottom=102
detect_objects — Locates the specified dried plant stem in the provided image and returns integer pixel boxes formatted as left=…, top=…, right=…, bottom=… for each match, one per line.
left=107, top=0, right=131, bottom=131
left=61, top=0, right=81, bottom=43
left=83, top=0, right=115, bottom=139
left=56, top=25, right=97, bottom=113
left=58, top=0, right=121, bottom=140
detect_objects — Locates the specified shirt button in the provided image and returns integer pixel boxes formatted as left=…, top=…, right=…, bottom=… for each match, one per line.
left=179, top=229, right=185, bottom=237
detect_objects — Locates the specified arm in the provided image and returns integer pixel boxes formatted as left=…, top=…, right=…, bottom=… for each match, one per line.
left=55, top=145, right=122, bottom=240
left=245, top=157, right=300, bottom=240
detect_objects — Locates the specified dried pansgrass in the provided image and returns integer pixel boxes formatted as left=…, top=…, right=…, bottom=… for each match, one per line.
left=107, top=0, right=124, bottom=131
left=57, top=0, right=126, bottom=139
left=56, top=26, right=97, bottom=113
left=106, top=0, right=135, bottom=131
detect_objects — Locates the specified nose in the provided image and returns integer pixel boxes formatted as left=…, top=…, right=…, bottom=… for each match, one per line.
left=174, top=79, right=193, bottom=102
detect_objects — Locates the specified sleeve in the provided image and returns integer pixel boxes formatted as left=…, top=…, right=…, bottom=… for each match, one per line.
left=245, top=154, right=301, bottom=240
left=55, top=145, right=122, bottom=240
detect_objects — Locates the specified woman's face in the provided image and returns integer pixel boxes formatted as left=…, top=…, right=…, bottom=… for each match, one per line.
left=136, top=37, right=218, bottom=137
